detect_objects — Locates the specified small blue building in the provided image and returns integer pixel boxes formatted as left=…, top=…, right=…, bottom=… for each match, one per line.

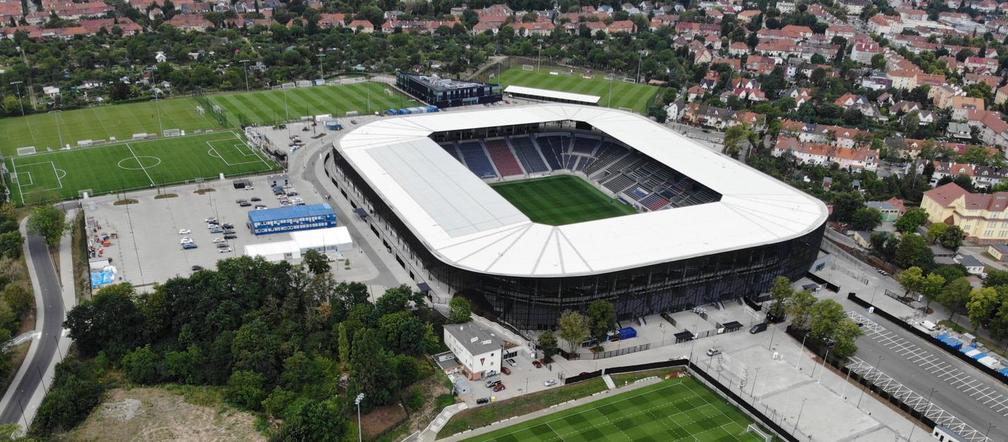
left=247, top=204, right=337, bottom=235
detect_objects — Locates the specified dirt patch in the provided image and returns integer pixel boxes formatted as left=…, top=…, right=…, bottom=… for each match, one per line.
left=113, top=199, right=139, bottom=205
left=63, top=387, right=265, bottom=442
left=194, top=188, right=216, bottom=195
left=361, top=404, right=407, bottom=439
left=154, top=193, right=178, bottom=199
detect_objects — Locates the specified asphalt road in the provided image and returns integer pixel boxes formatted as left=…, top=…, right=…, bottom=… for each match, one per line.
left=0, top=233, right=64, bottom=426
left=848, top=303, right=1008, bottom=441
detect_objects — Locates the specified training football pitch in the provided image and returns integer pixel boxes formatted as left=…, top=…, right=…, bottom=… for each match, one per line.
left=208, top=82, right=416, bottom=127
left=5, top=131, right=278, bottom=205
left=492, top=175, right=636, bottom=225
left=497, top=68, right=661, bottom=113
left=465, top=378, right=768, bottom=442
left=0, top=82, right=414, bottom=156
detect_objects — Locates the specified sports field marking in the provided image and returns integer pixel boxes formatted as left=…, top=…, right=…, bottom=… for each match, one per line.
left=125, top=143, right=156, bottom=186
left=52, top=162, right=64, bottom=189
left=10, top=159, right=23, bottom=206
left=15, top=172, right=33, bottom=186
left=205, top=134, right=271, bottom=168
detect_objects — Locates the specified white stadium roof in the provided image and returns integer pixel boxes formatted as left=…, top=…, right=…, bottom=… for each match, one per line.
left=338, top=104, right=827, bottom=278
left=503, top=85, right=601, bottom=105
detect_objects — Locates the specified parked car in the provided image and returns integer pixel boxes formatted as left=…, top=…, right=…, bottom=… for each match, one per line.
left=209, top=226, right=223, bottom=233
left=501, top=367, right=511, bottom=375
left=250, top=197, right=261, bottom=202
left=544, top=379, right=557, bottom=387
left=191, top=265, right=203, bottom=271
left=204, top=217, right=218, bottom=223
left=179, top=237, right=193, bottom=244
left=178, top=229, right=191, bottom=235
left=222, top=223, right=234, bottom=229
left=181, top=243, right=197, bottom=250
left=749, top=323, right=768, bottom=334
left=706, top=347, right=722, bottom=357
left=492, top=383, right=506, bottom=392
left=254, top=204, right=267, bottom=210
left=532, top=360, right=543, bottom=368
left=212, top=237, right=225, bottom=243
left=476, top=397, right=490, bottom=405
left=236, top=199, right=248, bottom=204
left=239, top=201, right=252, bottom=207
left=218, top=247, right=232, bottom=253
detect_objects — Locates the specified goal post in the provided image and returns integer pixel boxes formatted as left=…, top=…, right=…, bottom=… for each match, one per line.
left=16, top=147, right=36, bottom=156
left=745, top=424, right=772, bottom=442
left=522, top=64, right=534, bottom=71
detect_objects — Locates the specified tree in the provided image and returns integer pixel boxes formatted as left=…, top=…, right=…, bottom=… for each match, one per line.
left=538, top=330, right=558, bottom=358
left=724, top=124, right=752, bottom=158
left=870, top=53, right=887, bottom=70
left=809, top=299, right=845, bottom=341
left=2, top=284, right=31, bottom=318
left=938, top=225, right=965, bottom=250
left=30, top=358, right=105, bottom=437
left=301, top=249, right=330, bottom=275
left=337, top=322, right=350, bottom=369
left=787, top=290, right=817, bottom=330
left=557, top=310, right=589, bottom=353
left=378, top=310, right=426, bottom=355
left=280, top=351, right=324, bottom=392
left=0, top=231, right=22, bottom=259
left=374, top=286, right=412, bottom=317
left=898, top=266, right=925, bottom=297
left=895, top=208, right=928, bottom=233
left=967, top=287, right=1000, bottom=331
left=225, top=370, right=266, bottom=410
left=349, top=329, right=397, bottom=411
left=894, top=234, right=933, bottom=269
left=939, top=277, right=972, bottom=321
left=984, top=269, right=1008, bottom=287
left=767, top=276, right=793, bottom=321
left=926, top=223, right=948, bottom=243
left=831, top=318, right=863, bottom=359
left=27, top=206, right=67, bottom=247
left=121, top=345, right=161, bottom=384
left=830, top=192, right=864, bottom=223
left=921, top=272, right=946, bottom=309
left=586, top=300, right=616, bottom=340
left=850, top=207, right=882, bottom=231
left=64, top=283, right=145, bottom=360
left=448, top=297, right=471, bottom=323
left=274, top=399, right=346, bottom=442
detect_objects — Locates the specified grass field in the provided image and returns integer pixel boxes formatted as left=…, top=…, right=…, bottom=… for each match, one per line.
left=465, top=378, right=767, bottom=442
left=5, top=131, right=278, bottom=204
left=208, top=82, right=417, bottom=127
left=0, top=82, right=415, bottom=156
left=497, top=68, right=661, bottom=113
left=492, top=175, right=636, bottom=225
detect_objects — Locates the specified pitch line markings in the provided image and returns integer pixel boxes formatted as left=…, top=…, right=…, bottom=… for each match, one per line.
left=125, top=143, right=157, bottom=186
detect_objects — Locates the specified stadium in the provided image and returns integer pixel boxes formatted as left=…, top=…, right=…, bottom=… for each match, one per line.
left=327, top=104, right=828, bottom=329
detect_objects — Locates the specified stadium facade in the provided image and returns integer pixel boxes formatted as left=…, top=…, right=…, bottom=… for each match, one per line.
left=326, top=104, right=827, bottom=329
left=396, top=72, right=502, bottom=108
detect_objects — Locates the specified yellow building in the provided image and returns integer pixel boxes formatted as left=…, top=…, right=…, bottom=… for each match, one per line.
left=921, top=183, right=1008, bottom=243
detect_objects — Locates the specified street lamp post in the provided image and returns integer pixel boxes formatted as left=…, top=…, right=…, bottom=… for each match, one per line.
left=240, top=59, right=251, bottom=92
left=794, top=398, right=807, bottom=433
left=355, top=393, right=365, bottom=442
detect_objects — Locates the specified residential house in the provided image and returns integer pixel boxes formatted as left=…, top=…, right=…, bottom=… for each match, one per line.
left=866, top=197, right=907, bottom=222
left=443, top=321, right=503, bottom=381
left=986, top=243, right=1008, bottom=261
left=967, top=110, right=1008, bottom=149
left=850, top=41, right=882, bottom=64
left=834, top=93, right=880, bottom=119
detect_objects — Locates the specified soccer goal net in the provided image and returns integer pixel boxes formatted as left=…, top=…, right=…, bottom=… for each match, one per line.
left=16, top=146, right=36, bottom=156
left=745, top=424, right=772, bottom=442
left=522, top=64, right=534, bottom=71
left=163, top=129, right=182, bottom=137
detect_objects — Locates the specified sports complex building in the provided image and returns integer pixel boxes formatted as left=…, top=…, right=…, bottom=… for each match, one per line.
left=327, top=104, right=828, bottom=329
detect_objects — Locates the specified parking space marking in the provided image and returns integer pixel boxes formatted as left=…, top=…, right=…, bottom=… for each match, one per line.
left=847, top=311, right=1008, bottom=416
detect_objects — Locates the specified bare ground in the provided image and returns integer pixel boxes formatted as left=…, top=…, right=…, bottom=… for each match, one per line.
left=62, top=387, right=264, bottom=442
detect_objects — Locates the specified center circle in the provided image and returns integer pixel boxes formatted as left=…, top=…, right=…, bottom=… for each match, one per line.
left=117, top=156, right=162, bottom=170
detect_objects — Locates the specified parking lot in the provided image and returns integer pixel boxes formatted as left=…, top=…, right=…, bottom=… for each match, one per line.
left=453, top=348, right=563, bottom=405
left=82, top=174, right=347, bottom=290
left=848, top=311, right=1008, bottom=421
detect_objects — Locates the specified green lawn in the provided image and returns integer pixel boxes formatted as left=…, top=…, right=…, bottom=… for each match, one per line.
left=0, top=82, right=415, bottom=156
left=492, top=175, right=636, bottom=225
left=5, top=131, right=278, bottom=205
left=465, top=378, right=767, bottom=442
left=208, top=82, right=417, bottom=127
left=496, top=68, right=661, bottom=113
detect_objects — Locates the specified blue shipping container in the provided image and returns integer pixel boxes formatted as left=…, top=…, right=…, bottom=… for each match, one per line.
left=248, top=204, right=337, bottom=235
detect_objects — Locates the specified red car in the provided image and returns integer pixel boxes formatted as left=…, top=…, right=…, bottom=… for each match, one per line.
left=532, top=360, right=543, bottom=368
left=493, top=383, right=506, bottom=392
left=501, top=367, right=511, bottom=375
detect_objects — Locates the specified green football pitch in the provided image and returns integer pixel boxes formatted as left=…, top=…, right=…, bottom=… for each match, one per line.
left=492, top=175, right=636, bottom=225
left=5, top=131, right=278, bottom=205
left=0, top=82, right=414, bottom=156
left=496, top=68, right=661, bottom=113
left=465, top=378, right=768, bottom=442
left=208, top=82, right=416, bottom=127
